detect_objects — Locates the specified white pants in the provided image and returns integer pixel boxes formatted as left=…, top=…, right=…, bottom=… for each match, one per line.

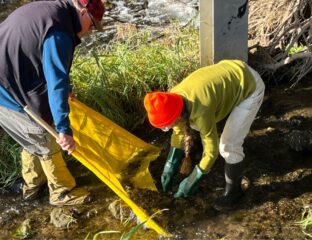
left=219, top=66, right=265, bottom=164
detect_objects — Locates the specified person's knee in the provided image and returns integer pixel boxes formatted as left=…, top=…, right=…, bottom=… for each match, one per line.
left=219, top=142, right=244, bottom=164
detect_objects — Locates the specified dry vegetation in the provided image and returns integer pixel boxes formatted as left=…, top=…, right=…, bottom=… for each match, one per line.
left=249, top=0, right=312, bottom=85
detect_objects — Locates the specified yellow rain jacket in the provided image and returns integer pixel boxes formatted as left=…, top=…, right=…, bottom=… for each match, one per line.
left=170, top=60, right=256, bottom=172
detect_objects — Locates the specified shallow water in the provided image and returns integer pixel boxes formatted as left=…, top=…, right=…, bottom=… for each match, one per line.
left=0, top=1, right=312, bottom=239
left=1, top=78, right=312, bottom=239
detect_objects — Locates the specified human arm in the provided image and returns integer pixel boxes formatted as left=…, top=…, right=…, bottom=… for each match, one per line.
left=161, top=120, right=186, bottom=192
left=57, top=132, right=76, bottom=154
left=161, top=147, right=184, bottom=192
left=174, top=118, right=219, bottom=198
left=198, top=125, right=219, bottom=172
left=42, top=29, right=75, bottom=152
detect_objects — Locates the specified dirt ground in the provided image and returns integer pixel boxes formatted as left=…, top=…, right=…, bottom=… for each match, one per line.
left=1, top=77, right=312, bottom=240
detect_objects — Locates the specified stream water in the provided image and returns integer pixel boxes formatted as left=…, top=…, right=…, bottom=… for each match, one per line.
left=0, top=0, right=199, bottom=45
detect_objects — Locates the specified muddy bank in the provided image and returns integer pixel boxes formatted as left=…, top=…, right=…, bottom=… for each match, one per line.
left=0, top=1, right=311, bottom=239
left=1, top=78, right=312, bottom=239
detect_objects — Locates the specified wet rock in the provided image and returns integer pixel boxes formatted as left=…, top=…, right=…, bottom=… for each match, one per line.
left=288, top=116, right=303, bottom=127
left=107, top=199, right=151, bottom=229
left=108, top=199, right=135, bottom=222
left=242, top=176, right=250, bottom=191
left=284, top=130, right=312, bottom=151
left=7, top=204, right=21, bottom=213
left=86, top=208, right=98, bottom=218
left=4, top=177, right=24, bottom=194
left=1, top=206, right=21, bottom=225
left=50, top=208, right=77, bottom=229
left=266, top=127, right=275, bottom=133
left=13, top=219, right=32, bottom=239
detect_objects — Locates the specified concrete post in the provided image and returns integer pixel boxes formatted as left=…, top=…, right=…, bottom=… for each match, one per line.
left=200, top=0, right=248, bottom=67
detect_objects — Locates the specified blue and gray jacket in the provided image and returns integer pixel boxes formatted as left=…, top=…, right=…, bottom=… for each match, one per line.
left=0, top=0, right=82, bottom=135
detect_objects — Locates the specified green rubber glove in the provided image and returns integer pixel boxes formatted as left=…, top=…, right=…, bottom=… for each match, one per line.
left=174, top=165, right=204, bottom=198
left=161, top=147, right=184, bottom=192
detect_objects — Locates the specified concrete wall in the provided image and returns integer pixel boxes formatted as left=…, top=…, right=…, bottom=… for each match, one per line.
left=200, top=0, right=248, bottom=66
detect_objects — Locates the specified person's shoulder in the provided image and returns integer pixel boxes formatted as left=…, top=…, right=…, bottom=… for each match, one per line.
left=46, top=28, right=71, bottom=39
left=44, top=28, right=73, bottom=48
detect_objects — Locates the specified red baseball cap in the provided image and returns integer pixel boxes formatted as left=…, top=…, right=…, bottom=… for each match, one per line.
left=144, top=92, right=184, bottom=128
left=78, top=0, right=105, bottom=31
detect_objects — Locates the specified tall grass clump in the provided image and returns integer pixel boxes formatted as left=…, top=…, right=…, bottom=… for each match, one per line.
left=85, top=209, right=168, bottom=240
left=297, top=205, right=312, bottom=237
left=0, top=130, right=21, bottom=189
left=71, top=24, right=199, bottom=130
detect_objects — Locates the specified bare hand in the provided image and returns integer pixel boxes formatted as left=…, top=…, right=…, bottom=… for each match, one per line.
left=56, top=133, right=76, bottom=154
left=69, top=91, right=76, bottom=100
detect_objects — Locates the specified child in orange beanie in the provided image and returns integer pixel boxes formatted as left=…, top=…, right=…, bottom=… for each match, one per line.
left=144, top=60, right=265, bottom=210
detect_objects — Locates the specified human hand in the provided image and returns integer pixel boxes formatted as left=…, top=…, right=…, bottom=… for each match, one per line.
left=56, top=133, right=76, bottom=154
left=161, top=171, right=175, bottom=192
left=69, top=91, right=76, bottom=100
left=161, top=147, right=184, bottom=192
left=174, top=165, right=204, bottom=198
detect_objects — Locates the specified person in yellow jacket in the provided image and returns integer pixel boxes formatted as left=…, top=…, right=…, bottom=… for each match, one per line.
left=144, top=60, right=265, bottom=210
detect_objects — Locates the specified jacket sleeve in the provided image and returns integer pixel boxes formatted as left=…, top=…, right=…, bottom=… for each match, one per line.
left=196, top=115, right=219, bottom=173
left=42, top=29, right=74, bottom=136
left=198, top=124, right=219, bottom=172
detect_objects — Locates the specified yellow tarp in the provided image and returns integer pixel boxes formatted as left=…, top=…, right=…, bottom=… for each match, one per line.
left=68, top=99, right=169, bottom=236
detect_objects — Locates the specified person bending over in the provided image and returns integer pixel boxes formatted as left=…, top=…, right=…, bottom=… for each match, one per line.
left=144, top=60, right=265, bottom=210
left=0, top=0, right=104, bottom=205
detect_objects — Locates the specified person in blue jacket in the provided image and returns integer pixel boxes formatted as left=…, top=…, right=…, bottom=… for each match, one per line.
left=0, top=0, right=105, bottom=205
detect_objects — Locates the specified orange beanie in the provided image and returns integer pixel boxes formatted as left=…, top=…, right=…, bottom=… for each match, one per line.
left=144, top=92, right=183, bottom=128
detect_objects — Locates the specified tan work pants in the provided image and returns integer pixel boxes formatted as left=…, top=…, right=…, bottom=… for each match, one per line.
left=0, top=106, right=76, bottom=200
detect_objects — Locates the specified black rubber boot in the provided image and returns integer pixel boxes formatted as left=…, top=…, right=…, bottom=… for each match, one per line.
left=214, top=160, right=244, bottom=211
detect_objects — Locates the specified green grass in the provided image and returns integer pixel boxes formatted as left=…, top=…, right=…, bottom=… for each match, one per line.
left=0, top=24, right=199, bottom=187
left=297, top=205, right=312, bottom=237
left=71, top=24, right=199, bottom=130
left=0, top=131, right=22, bottom=188
left=288, top=44, right=307, bottom=56
left=85, top=209, right=168, bottom=240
